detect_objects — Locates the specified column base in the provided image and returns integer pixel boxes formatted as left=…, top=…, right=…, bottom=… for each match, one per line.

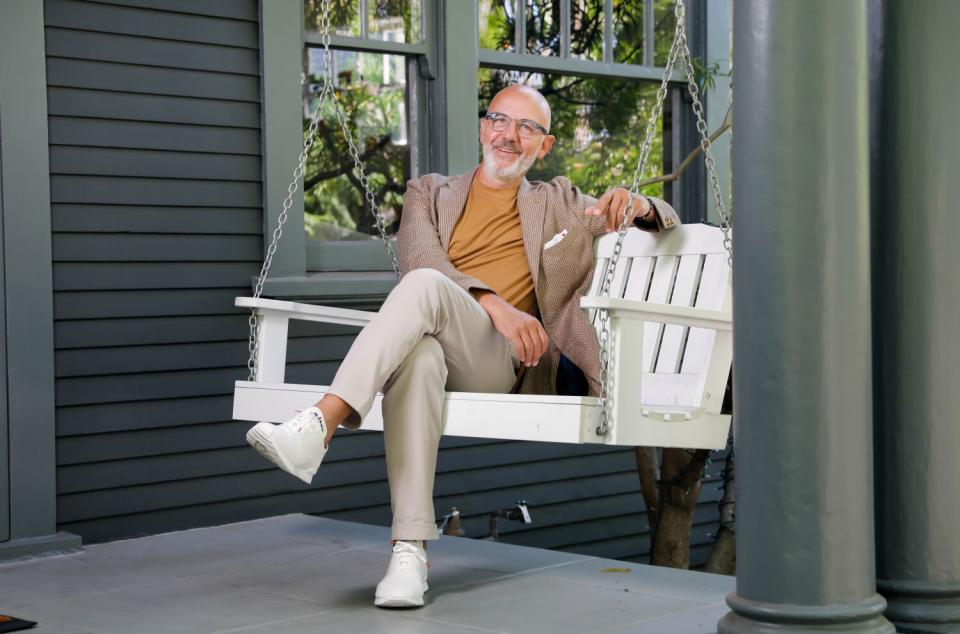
left=718, top=592, right=896, bottom=633
left=0, top=531, right=82, bottom=563
left=879, top=579, right=960, bottom=633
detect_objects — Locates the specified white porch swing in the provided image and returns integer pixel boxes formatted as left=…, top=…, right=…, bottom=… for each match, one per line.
left=233, top=0, right=734, bottom=449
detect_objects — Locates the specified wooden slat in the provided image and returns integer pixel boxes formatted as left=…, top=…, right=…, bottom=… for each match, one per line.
left=655, top=254, right=703, bottom=374
left=641, top=255, right=678, bottom=372
left=50, top=147, right=261, bottom=180
left=45, top=28, right=260, bottom=74
left=53, top=233, right=261, bottom=262
left=47, top=58, right=260, bottom=101
left=52, top=205, right=261, bottom=235
left=48, top=88, right=261, bottom=129
left=53, top=262, right=261, bottom=291
left=681, top=253, right=729, bottom=375
left=49, top=118, right=261, bottom=154
left=44, top=0, right=259, bottom=48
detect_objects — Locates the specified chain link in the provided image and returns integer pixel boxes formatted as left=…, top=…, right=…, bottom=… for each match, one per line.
left=246, top=0, right=400, bottom=381
left=594, top=0, right=732, bottom=437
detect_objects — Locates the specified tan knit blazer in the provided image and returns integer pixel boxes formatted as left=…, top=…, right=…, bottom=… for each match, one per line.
left=396, top=168, right=680, bottom=397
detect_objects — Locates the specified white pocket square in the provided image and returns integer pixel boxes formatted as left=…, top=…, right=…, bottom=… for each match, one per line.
left=543, top=229, right=568, bottom=251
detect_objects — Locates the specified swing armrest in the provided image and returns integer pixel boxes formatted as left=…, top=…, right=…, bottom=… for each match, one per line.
left=580, top=297, right=732, bottom=331
left=236, top=296, right=375, bottom=327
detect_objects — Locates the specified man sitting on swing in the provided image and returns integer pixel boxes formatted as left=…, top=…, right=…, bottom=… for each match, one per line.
left=246, top=84, right=679, bottom=608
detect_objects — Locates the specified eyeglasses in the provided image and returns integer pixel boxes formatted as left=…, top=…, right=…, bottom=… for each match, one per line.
left=483, top=112, right=549, bottom=139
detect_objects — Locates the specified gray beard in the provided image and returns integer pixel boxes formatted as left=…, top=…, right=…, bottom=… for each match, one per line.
left=481, top=143, right=538, bottom=181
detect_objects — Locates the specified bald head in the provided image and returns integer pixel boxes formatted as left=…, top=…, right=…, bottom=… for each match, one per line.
left=488, top=84, right=552, bottom=133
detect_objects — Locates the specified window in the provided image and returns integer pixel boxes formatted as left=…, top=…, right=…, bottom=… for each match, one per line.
left=258, top=0, right=726, bottom=295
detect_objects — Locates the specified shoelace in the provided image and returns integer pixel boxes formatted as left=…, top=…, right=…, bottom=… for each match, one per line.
left=291, top=408, right=324, bottom=435
left=393, top=543, right=428, bottom=571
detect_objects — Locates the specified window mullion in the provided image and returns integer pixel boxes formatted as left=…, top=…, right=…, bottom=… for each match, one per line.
left=644, top=0, right=654, bottom=66
left=602, top=0, right=613, bottom=63
left=516, top=0, right=526, bottom=55
left=560, top=0, right=570, bottom=58
left=359, top=0, right=368, bottom=39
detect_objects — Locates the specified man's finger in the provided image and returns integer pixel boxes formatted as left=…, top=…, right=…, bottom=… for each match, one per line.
left=518, top=330, right=536, bottom=366
left=586, top=190, right=613, bottom=216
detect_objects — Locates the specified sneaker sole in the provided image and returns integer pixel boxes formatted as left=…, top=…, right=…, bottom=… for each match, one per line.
left=374, top=595, right=425, bottom=608
left=245, top=422, right=318, bottom=485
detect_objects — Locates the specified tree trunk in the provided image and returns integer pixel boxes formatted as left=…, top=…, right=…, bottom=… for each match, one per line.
left=650, top=448, right=709, bottom=568
left=704, top=445, right=736, bottom=574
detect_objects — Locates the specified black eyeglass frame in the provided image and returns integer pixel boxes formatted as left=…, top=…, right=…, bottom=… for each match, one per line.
left=483, top=111, right=550, bottom=138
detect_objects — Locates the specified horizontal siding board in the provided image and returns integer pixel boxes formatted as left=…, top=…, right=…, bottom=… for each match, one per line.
left=90, top=0, right=259, bottom=21
left=50, top=147, right=261, bottom=181
left=47, top=58, right=260, bottom=101
left=45, top=28, right=259, bottom=75
left=55, top=289, right=247, bottom=320
left=45, top=0, right=259, bottom=48
left=53, top=234, right=261, bottom=262
left=56, top=395, right=236, bottom=436
left=57, top=424, right=495, bottom=466
left=50, top=175, right=262, bottom=207
left=49, top=118, right=260, bottom=154
left=54, top=315, right=355, bottom=349
left=59, top=440, right=618, bottom=495
left=52, top=206, right=261, bottom=235
left=54, top=335, right=354, bottom=377
left=48, top=88, right=260, bottom=129
left=54, top=364, right=263, bottom=406
left=54, top=262, right=261, bottom=291
left=57, top=449, right=629, bottom=522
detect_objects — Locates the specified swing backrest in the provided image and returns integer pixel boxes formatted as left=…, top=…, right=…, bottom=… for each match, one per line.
left=587, top=224, right=731, bottom=410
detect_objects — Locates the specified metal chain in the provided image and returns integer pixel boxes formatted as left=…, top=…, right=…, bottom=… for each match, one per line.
left=594, top=0, right=732, bottom=436
left=246, top=0, right=399, bottom=381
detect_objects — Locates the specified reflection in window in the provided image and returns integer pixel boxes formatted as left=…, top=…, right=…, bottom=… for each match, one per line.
left=570, top=0, right=604, bottom=61
left=302, top=48, right=409, bottom=240
left=368, top=0, right=422, bottom=44
left=479, top=0, right=516, bottom=52
left=612, top=0, right=643, bottom=64
left=304, top=0, right=360, bottom=37
left=653, top=0, right=677, bottom=66
left=478, top=68, right=666, bottom=199
left=526, top=0, right=559, bottom=56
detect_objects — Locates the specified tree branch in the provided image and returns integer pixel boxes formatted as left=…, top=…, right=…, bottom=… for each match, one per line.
left=635, top=105, right=731, bottom=189
left=304, top=133, right=393, bottom=191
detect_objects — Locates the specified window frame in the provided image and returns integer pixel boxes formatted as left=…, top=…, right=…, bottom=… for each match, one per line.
left=257, top=0, right=730, bottom=302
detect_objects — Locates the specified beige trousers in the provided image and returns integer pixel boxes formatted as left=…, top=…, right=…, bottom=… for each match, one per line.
left=328, top=268, right=518, bottom=541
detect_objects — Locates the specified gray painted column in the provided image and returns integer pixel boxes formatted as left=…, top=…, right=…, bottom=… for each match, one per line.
left=0, top=0, right=81, bottom=560
left=871, top=1, right=960, bottom=632
left=719, top=2, right=893, bottom=632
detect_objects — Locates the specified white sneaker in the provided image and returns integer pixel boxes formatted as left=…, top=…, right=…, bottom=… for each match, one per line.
left=374, top=541, right=429, bottom=608
left=245, top=407, right=328, bottom=484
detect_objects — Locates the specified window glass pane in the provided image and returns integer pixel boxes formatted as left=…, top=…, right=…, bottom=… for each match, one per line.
left=526, top=0, right=559, bottom=56
left=304, top=0, right=360, bottom=37
left=570, top=0, right=604, bottom=61
left=368, top=0, right=422, bottom=44
left=612, top=0, right=644, bottom=64
left=478, top=68, right=666, bottom=199
left=303, top=48, right=409, bottom=241
left=653, top=0, right=677, bottom=66
left=479, top=0, right=516, bottom=52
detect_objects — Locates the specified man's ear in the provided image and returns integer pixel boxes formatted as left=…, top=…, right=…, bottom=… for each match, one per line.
left=537, top=134, right=555, bottom=159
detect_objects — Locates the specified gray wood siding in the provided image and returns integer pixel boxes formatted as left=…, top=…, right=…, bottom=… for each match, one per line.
left=47, top=0, right=727, bottom=571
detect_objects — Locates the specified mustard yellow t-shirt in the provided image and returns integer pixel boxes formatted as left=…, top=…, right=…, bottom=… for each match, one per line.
left=447, top=176, right=539, bottom=317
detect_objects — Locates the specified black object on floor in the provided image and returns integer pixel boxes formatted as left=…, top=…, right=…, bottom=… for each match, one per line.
left=0, top=614, right=36, bottom=632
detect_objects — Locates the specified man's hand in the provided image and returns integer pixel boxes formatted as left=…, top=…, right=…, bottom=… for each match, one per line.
left=474, top=290, right=548, bottom=367
left=585, top=187, right=653, bottom=232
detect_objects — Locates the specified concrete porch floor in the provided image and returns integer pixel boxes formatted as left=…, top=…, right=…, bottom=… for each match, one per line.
left=0, top=514, right=733, bottom=633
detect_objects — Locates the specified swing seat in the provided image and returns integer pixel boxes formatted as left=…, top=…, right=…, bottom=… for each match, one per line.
left=233, top=223, right=732, bottom=448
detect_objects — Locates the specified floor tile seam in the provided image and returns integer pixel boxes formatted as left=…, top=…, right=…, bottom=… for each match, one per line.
left=430, top=556, right=602, bottom=593
left=528, top=571, right=732, bottom=604
left=2, top=612, right=103, bottom=634
left=207, top=608, right=335, bottom=633
left=189, top=577, right=339, bottom=609
left=395, top=610, right=509, bottom=633
left=217, top=523, right=389, bottom=544
left=0, top=573, right=215, bottom=611
left=580, top=599, right=730, bottom=634
left=171, top=544, right=376, bottom=581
